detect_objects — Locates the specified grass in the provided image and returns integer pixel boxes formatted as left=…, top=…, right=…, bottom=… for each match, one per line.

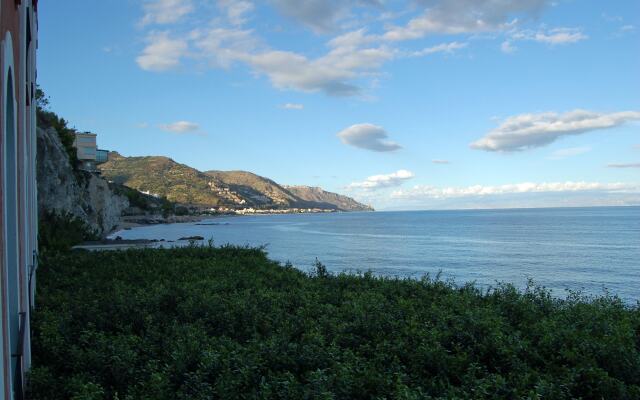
left=29, top=246, right=640, bottom=399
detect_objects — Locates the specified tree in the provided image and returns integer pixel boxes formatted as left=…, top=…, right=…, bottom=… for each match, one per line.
left=35, top=86, right=79, bottom=167
left=35, top=84, right=50, bottom=110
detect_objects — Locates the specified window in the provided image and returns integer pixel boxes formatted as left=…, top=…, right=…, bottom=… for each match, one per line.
left=78, top=147, right=97, bottom=159
left=76, top=136, right=96, bottom=145
left=96, top=150, right=109, bottom=163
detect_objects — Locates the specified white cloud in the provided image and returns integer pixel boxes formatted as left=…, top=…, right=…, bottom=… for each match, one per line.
left=218, top=0, right=255, bottom=26
left=349, top=170, right=414, bottom=190
left=501, top=40, right=517, bottom=53
left=140, top=0, right=194, bottom=26
left=384, top=0, right=547, bottom=41
left=607, top=163, right=640, bottom=169
left=188, top=23, right=394, bottom=96
left=602, top=14, right=623, bottom=23
left=139, top=24, right=395, bottom=96
left=281, top=103, right=304, bottom=110
left=471, top=110, right=640, bottom=152
left=133, top=0, right=576, bottom=96
left=271, top=0, right=343, bottom=33
left=242, top=50, right=361, bottom=96
left=255, top=39, right=394, bottom=95
left=328, top=29, right=380, bottom=48
left=548, top=146, right=591, bottom=160
left=432, top=159, right=450, bottom=164
left=245, top=50, right=359, bottom=95
left=159, top=121, right=200, bottom=134
left=136, top=122, right=150, bottom=129
left=136, top=32, right=188, bottom=71
left=337, top=123, right=402, bottom=152
left=412, top=41, right=467, bottom=57
left=511, top=27, right=588, bottom=45
left=192, top=27, right=258, bottom=68
left=270, top=0, right=382, bottom=33
left=393, top=181, right=640, bottom=200
left=601, top=15, right=635, bottom=36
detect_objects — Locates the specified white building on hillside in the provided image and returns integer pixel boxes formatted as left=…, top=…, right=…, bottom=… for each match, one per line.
left=73, top=132, right=109, bottom=171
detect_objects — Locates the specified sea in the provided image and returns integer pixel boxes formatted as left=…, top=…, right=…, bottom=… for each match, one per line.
left=110, top=207, right=640, bottom=303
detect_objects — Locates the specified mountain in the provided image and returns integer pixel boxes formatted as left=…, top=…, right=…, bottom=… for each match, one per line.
left=285, top=186, right=373, bottom=212
left=204, top=170, right=299, bottom=208
left=99, top=153, right=231, bottom=206
left=99, top=153, right=373, bottom=212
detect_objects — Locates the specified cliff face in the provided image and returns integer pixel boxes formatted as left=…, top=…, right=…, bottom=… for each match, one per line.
left=37, top=127, right=129, bottom=237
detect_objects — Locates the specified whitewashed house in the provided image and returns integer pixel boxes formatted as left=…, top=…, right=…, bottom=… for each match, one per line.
left=73, top=132, right=109, bottom=171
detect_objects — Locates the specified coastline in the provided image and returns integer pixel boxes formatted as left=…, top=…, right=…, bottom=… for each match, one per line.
left=110, top=214, right=219, bottom=234
left=110, top=208, right=374, bottom=235
left=109, top=207, right=640, bottom=303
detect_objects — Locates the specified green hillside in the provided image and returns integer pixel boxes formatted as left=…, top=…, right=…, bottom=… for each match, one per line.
left=205, top=170, right=299, bottom=207
left=286, top=185, right=374, bottom=212
left=99, top=153, right=229, bottom=206
left=99, top=153, right=372, bottom=211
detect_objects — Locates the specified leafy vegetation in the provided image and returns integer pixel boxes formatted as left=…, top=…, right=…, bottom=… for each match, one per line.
left=111, top=183, right=174, bottom=214
left=29, top=246, right=640, bottom=399
left=38, top=212, right=99, bottom=254
left=36, top=86, right=79, bottom=167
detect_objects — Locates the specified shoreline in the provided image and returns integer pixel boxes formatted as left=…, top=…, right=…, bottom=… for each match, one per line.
left=106, top=208, right=639, bottom=303
left=110, top=209, right=374, bottom=235
left=110, top=214, right=223, bottom=235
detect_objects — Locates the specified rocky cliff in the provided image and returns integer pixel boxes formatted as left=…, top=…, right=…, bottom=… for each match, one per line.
left=37, top=127, right=129, bottom=237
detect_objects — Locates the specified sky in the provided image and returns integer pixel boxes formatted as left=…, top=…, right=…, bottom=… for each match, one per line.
left=38, top=0, right=640, bottom=210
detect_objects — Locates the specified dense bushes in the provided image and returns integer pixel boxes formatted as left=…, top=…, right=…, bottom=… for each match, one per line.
left=111, top=184, right=175, bottom=215
left=36, top=87, right=79, bottom=167
left=29, top=246, right=640, bottom=399
left=38, top=212, right=98, bottom=253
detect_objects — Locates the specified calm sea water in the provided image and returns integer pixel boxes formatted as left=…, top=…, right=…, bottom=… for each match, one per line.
left=110, top=207, right=640, bottom=302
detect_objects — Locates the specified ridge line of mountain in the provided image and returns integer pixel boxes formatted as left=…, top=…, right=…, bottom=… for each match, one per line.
left=98, top=152, right=374, bottom=212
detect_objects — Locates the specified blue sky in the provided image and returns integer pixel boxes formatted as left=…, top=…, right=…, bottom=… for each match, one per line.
left=38, top=0, right=639, bottom=209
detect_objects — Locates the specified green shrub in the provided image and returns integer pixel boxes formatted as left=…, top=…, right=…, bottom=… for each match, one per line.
left=29, top=246, right=640, bottom=399
left=38, top=212, right=98, bottom=254
left=36, top=86, right=79, bottom=167
left=112, top=185, right=151, bottom=211
left=174, top=205, right=191, bottom=216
